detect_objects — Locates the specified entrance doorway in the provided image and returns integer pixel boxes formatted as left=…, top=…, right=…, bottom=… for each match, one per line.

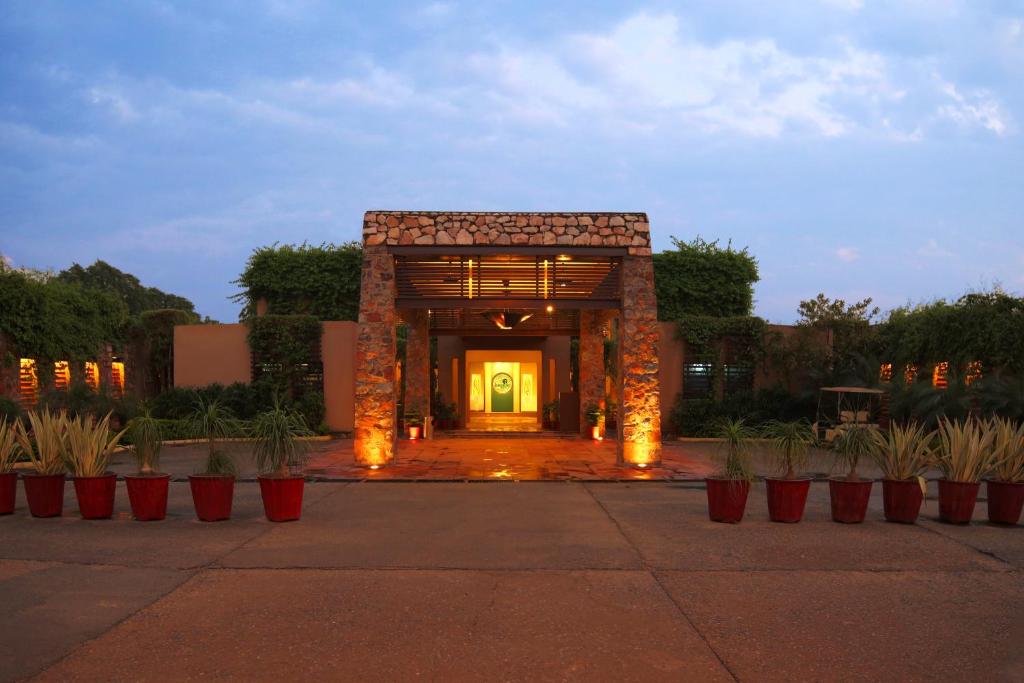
left=465, top=350, right=542, bottom=431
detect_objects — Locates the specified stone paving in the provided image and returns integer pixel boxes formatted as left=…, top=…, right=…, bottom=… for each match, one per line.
left=1, top=481, right=1021, bottom=681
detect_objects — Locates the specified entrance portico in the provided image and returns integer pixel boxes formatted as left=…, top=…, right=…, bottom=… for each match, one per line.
left=354, top=211, right=662, bottom=468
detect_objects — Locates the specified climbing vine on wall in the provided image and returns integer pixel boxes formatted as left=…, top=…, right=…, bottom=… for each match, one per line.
left=130, top=309, right=197, bottom=395
left=676, top=315, right=766, bottom=362
left=233, top=242, right=363, bottom=321
left=247, top=314, right=323, bottom=398
left=653, top=236, right=759, bottom=321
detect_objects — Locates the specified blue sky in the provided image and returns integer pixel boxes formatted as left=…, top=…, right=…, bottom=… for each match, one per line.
left=1, top=1, right=1022, bottom=322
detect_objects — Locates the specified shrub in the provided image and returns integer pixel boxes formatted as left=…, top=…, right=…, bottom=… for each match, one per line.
left=149, top=387, right=201, bottom=419
left=0, top=396, right=25, bottom=426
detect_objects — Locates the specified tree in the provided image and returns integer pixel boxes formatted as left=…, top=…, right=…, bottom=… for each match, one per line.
left=653, top=236, right=759, bottom=320
left=57, top=260, right=198, bottom=318
left=797, top=294, right=879, bottom=327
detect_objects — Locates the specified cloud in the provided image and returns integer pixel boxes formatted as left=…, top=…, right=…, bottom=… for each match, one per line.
left=835, top=246, right=860, bottom=262
left=936, top=81, right=1010, bottom=135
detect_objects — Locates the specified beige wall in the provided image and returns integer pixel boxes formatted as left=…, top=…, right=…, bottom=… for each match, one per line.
left=322, top=321, right=357, bottom=432
left=657, top=322, right=683, bottom=425
left=174, top=324, right=251, bottom=388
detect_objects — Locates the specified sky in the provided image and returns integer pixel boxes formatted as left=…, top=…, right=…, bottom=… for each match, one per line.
left=1, top=0, right=1022, bottom=323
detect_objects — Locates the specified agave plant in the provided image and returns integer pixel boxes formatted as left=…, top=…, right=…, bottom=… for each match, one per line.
left=761, top=420, right=815, bottom=479
left=869, top=422, right=933, bottom=481
left=15, top=410, right=68, bottom=475
left=188, top=398, right=239, bottom=476
left=831, top=425, right=875, bottom=481
left=251, top=401, right=313, bottom=477
left=991, top=418, right=1024, bottom=483
left=934, top=417, right=998, bottom=484
left=715, top=418, right=755, bottom=480
left=0, top=419, right=22, bottom=473
left=63, top=413, right=128, bottom=477
left=128, top=410, right=163, bottom=474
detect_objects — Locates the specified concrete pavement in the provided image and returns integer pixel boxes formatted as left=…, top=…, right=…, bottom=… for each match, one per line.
left=1, top=480, right=1021, bottom=681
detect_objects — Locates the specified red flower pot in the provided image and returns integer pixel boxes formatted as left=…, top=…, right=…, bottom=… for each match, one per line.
left=408, top=426, right=421, bottom=440
left=125, top=474, right=171, bottom=521
left=189, top=475, right=235, bottom=522
left=938, top=479, right=980, bottom=524
left=986, top=480, right=1024, bottom=525
left=0, top=472, right=16, bottom=515
left=882, top=479, right=924, bottom=523
left=765, top=478, right=811, bottom=523
left=23, top=473, right=66, bottom=518
left=829, top=479, right=874, bottom=524
left=706, top=478, right=750, bottom=524
left=73, top=473, right=117, bottom=519
left=258, top=475, right=305, bottom=522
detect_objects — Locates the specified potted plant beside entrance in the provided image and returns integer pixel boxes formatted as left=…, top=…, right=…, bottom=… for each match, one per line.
left=543, top=401, right=560, bottom=430
left=0, top=419, right=20, bottom=515
left=253, top=401, right=312, bottom=522
left=15, top=410, right=68, bottom=517
left=63, top=413, right=127, bottom=519
left=187, top=398, right=239, bottom=522
left=828, top=426, right=875, bottom=523
left=705, top=419, right=755, bottom=523
left=405, top=405, right=424, bottom=439
left=869, top=422, right=933, bottom=523
left=933, top=417, right=997, bottom=524
left=761, top=420, right=815, bottom=523
left=585, top=403, right=604, bottom=440
left=124, top=411, right=170, bottom=521
left=988, top=417, right=1024, bottom=525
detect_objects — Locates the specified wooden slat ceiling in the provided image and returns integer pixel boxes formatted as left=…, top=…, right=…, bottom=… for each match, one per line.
left=394, top=254, right=620, bottom=306
left=421, top=308, right=580, bottom=336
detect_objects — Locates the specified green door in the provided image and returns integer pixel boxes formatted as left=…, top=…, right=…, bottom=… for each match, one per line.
left=491, top=372, right=514, bottom=412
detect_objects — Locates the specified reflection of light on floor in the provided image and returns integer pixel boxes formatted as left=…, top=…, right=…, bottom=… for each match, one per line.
left=490, top=469, right=512, bottom=478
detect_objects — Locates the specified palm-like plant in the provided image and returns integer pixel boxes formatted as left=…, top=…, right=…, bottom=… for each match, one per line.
left=991, top=418, right=1024, bottom=483
left=251, top=401, right=313, bottom=477
left=15, top=410, right=68, bottom=475
left=761, top=420, right=815, bottom=479
left=188, top=398, right=239, bottom=476
left=831, top=425, right=875, bottom=481
left=869, top=422, right=933, bottom=480
left=0, top=419, right=22, bottom=473
left=63, top=413, right=128, bottom=477
left=715, top=418, right=755, bottom=480
left=128, top=410, right=163, bottom=474
left=934, top=417, right=997, bottom=483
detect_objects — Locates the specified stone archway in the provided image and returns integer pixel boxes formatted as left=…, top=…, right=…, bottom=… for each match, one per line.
left=353, top=212, right=661, bottom=468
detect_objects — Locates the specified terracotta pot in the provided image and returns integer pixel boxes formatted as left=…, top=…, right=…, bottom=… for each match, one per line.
left=258, top=475, right=305, bottom=522
left=765, top=478, right=811, bottom=523
left=408, top=425, right=421, bottom=440
left=938, top=479, right=980, bottom=524
left=828, top=478, right=874, bottom=524
left=189, top=475, right=235, bottom=522
left=986, top=480, right=1024, bottom=525
left=0, top=471, right=16, bottom=515
left=590, top=425, right=602, bottom=440
left=125, top=473, right=171, bottom=521
left=73, top=473, right=117, bottom=519
left=705, top=478, right=750, bottom=524
left=23, top=473, right=66, bottom=518
left=882, top=479, right=924, bottom=523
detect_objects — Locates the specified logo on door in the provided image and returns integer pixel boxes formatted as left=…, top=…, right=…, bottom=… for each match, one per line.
left=491, top=372, right=514, bottom=412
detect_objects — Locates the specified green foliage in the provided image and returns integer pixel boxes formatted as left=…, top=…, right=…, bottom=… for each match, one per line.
left=830, top=426, right=875, bottom=480
left=57, top=260, right=197, bottom=318
left=0, top=268, right=126, bottom=368
left=0, top=396, right=26, bottom=427
left=187, top=398, right=240, bottom=476
left=132, top=309, right=197, bottom=394
left=653, top=237, right=759, bottom=320
left=128, top=411, right=163, bottom=473
left=248, top=315, right=323, bottom=399
left=761, top=419, right=815, bottom=479
left=714, top=418, right=755, bottom=481
left=584, top=403, right=604, bottom=427
left=233, top=242, right=363, bottom=321
left=251, top=400, right=312, bottom=475
left=668, top=388, right=815, bottom=437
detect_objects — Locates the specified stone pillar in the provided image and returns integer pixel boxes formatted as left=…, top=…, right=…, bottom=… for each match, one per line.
left=578, top=310, right=608, bottom=437
left=403, top=308, right=431, bottom=424
left=354, top=246, right=398, bottom=466
left=617, top=256, right=662, bottom=466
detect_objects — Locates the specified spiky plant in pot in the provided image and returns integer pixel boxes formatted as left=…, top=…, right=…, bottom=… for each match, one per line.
left=124, top=410, right=172, bottom=521
left=0, top=419, right=22, bottom=514
left=760, top=420, right=815, bottom=523
left=828, top=426, right=877, bottom=523
left=933, top=417, right=997, bottom=524
left=14, top=410, right=70, bottom=517
left=62, top=412, right=127, bottom=520
left=868, top=421, right=934, bottom=524
left=705, top=418, right=755, bottom=524
left=187, top=398, right=239, bottom=476
left=252, top=400, right=313, bottom=522
left=128, top=410, right=163, bottom=475
left=987, top=418, right=1024, bottom=524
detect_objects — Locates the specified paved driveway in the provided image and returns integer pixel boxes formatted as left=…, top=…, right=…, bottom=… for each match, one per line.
left=1, top=481, right=1021, bottom=681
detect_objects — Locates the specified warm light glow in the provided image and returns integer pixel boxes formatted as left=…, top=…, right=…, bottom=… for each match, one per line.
left=19, top=358, right=38, bottom=406
left=490, top=469, right=512, bottom=478
left=542, top=260, right=549, bottom=299
left=369, top=465, right=380, bottom=470
left=84, top=361, right=100, bottom=391
left=556, top=254, right=572, bottom=261
left=965, top=361, right=983, bottom=386
left=932, top=361, right=949, bottom=389
left=879, top=363, right=893, bottom=383
left=904, top=364, right=918, bottom=385
left=53, top=361, right=70, bottom=392
left=545, top=304, right=554, bottom=313
left=466, top=259, right=474, bottom=299
left=637, top=463, right=647, bottom=468
left=110, top=360, right=126, bottom=398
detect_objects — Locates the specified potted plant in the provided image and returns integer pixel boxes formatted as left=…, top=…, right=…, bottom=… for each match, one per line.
left=187, top=398, right=239, bottom=522
left=706, top=418, right=755, bottom=523
left=761, top=420, right=815, bottom=523
left=405, top=408, right=423, bottom=440
left=585, top=403, right=604, bottom=440
left=828, top=426, right=875, bottom=523
left=0, top=419, right=20, bottom=515
left=869, top=422, right=933, bottom=523
left=933, top=417, right=997, bottom=524
left=124, top=411, right=170, bottom=521
left=988, top=417, right=1024, bottom=525
left=15, top=410, right=68, bottom=517
left=252, top=400, right=313, bottom=522
left=63, top=412, right=127, bottom=519
left=543, top=401, right=560, bottom=430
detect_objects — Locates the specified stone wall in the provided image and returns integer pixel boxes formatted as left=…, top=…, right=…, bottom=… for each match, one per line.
left=618, top=256, right=662, bottom=465
left=362, top=212, right=652, bottom=255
